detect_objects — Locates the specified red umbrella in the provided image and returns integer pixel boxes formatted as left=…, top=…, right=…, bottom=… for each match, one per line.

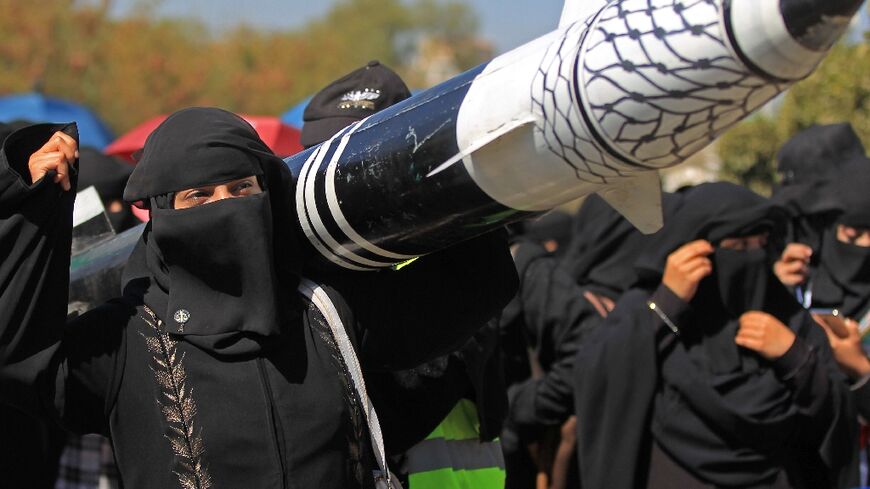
left=104, top=113, right=304, bottom=162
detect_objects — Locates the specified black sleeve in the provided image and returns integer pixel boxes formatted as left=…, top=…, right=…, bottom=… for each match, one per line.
left=329, top=229, right=518, bottom=370
left=647, top=284, right=691, bottom=352
left=53, top=301, right=130, bottom=435
left=0, top=123, right=78, bottom=417
left=0, top=124, right=126, bottom=435
left=851, top=375, right=870, bottom=421
left=572, top=290, right=660, bottom=489
left=776, top=313, right=860, bottom=483
left=507, top=243, right=602, bottom=428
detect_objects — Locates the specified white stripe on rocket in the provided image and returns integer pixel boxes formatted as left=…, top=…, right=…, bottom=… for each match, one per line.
left=303, top=121, right=395, bottom=269
left=296, top=134, right=370, bottom=271
left=325, top=120, right=417, bottom=261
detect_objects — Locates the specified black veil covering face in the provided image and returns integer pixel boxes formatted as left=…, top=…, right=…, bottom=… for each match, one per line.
left=121, top=107, right=305, bottom=355
left=772, top=123, right=866, bottom=251
left=636, top=183, right=787, bottom=315
left=812, top=154, right=870, bottom=318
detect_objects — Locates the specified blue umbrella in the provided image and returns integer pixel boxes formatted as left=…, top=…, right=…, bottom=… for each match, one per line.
left=0, top=92, right=114, bottom=149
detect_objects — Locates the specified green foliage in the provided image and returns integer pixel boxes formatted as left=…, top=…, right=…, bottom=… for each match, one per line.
left=716, top=115, right=781, bottom=195
left=717, top=40, right=870, bottom=195
left=0, top=0, right=488, bottom=134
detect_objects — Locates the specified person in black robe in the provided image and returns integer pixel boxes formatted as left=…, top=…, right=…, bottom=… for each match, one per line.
left=805, top=154, right=870, bottom=322
left=574, top=182, right=858, bottom=489
left=772, top=123, right=866, bottom=300
left=0, top=120, right=66, bottom=489
left=799, top=152, right=870, bottom=430
left=0, top=108, right=517, bottom=488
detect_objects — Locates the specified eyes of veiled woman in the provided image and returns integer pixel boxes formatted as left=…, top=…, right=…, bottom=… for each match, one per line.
left=173, top=176, right=262, bottom=209
left=718, top=232, right=769, bottom=251
left=838, top=224, right=870, bottom=247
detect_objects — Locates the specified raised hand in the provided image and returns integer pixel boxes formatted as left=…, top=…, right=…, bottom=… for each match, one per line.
left=662, top=239, right=714, bottom=302
left=27, top=131, right=78, bottom=191
left=773, top=243, right=812, bottom=287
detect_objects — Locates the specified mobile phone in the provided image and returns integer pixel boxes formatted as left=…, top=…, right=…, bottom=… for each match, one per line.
left=810, top=308, right=850, bottom=338
left=858, top=312, right=870, bottom=338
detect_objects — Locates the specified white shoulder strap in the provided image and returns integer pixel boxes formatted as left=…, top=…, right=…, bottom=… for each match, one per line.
left=297, top=278, right=400, bottom=489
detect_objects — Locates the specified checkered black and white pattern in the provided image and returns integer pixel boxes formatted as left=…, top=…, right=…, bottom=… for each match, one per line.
left=55, top=435, right=120, bottom=489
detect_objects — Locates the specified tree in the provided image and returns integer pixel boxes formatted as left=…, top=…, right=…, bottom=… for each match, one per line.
left=717, top=40, right=870, bottom=195
left=0, top=0, right=488, bottom=135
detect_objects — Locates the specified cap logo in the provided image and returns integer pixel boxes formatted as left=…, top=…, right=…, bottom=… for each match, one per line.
left=338, top=88, right=381, bottom=110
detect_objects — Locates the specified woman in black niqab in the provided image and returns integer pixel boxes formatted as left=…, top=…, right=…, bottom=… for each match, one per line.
left=810, top=154, right=870, bottom=321
left=771, top=123, right=865, bottom=250
left=573, top=182, right=858, bottom=489
left=121, top=107, right=305, bottom=355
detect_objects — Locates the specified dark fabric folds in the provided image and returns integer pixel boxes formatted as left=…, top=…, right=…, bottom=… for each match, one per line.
left=561, top=193, right=683, bottom=297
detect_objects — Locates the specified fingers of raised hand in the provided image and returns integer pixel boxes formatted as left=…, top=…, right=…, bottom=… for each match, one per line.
left=29, top=132, right=77, bottom=191
left=782, top=243, right=812, bottom=263
left=672, top=240, right=714, bottom=262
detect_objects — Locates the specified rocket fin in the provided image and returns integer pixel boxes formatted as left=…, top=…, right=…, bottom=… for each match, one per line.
left=559, top=0, right=609, bottom=29
left=426, top=116, right=537, bottom=178
left=596, top=172, right=664, bottom=234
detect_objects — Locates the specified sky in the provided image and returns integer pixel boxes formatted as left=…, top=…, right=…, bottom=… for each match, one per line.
left=108, top=0, right=566, bottom=54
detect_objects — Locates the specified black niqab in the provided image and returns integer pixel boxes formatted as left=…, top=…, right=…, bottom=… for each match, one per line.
left=121, top=107, right=305, bottom=356
left=636, top=183, right=785, bottom=288
left=772, top=123, right=866, bottom=248
left=811, top=155, right=870, bottom=318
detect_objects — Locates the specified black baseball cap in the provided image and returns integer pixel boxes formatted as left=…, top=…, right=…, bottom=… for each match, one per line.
left=300, top=60, right=412, bottom=148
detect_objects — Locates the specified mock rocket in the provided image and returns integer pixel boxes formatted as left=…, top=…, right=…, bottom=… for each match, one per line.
left=69, top=0, right=863, bottom=306
left=287, top=0, right=865, bottom=271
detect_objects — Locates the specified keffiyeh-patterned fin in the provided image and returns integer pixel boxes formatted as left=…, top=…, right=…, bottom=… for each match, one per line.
left=140, top=306, right=213, bottom=489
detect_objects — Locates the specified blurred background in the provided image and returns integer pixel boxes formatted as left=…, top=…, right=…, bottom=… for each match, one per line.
left=0, top=0, right=867, bottom=194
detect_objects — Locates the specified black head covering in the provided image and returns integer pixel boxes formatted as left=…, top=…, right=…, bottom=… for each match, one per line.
left=772, top=123, right=866, bottom=248
left=636, top=182, right=786, bottom=288
left=561, top=193, right=683, bottom=298
left=300, top=60, right=412, bottom=148
left=79, top=148, right=132, bottom=201
left=0, top=120, right=34, bottom=144
left=633, top=183, right=831, bottom=486
left=121, top=107, right=304, bottom=356
left=811, top=155, right=870, bottom=318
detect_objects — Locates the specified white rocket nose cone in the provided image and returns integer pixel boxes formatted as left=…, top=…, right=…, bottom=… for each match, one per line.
left=727, top=0, right=864, bottom=81
left=780, top=0, right=865, bottom=50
